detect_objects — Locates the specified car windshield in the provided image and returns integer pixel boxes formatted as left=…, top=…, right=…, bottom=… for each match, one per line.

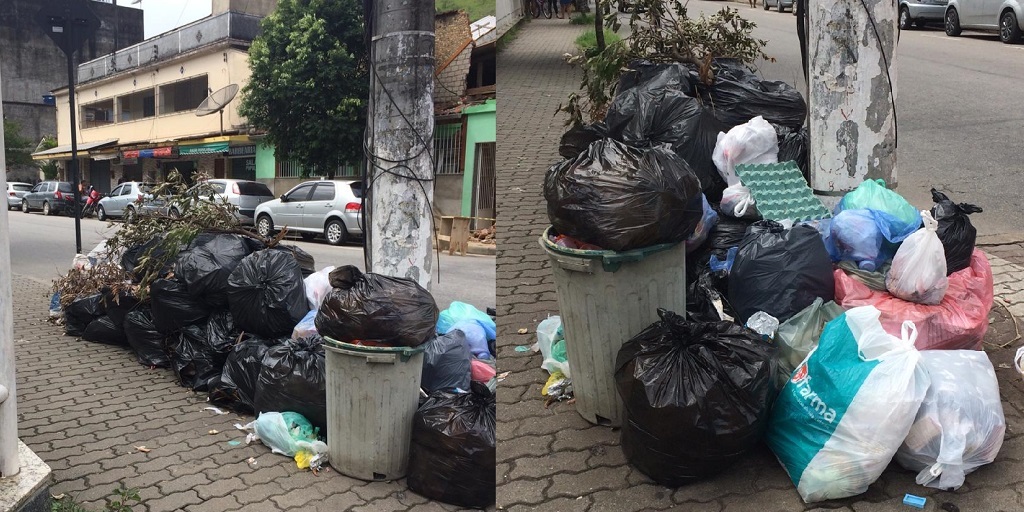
left=349, top=182, right=363, bottom=198
left=13, top=184, right=31, bottom=192
left=58, top=183, right=72, bottom=193
left=237, top=182, right=273, bottom=196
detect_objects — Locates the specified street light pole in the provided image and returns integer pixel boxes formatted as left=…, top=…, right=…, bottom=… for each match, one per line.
left=0, top=62, right=20, bottom=478
left=67, top=22, right=83, bottom=255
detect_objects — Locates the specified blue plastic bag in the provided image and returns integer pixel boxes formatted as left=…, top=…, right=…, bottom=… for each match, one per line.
left=836, top=179, right=921, bottom=243
left=826, top=209, right=895, bottom=271
left=447, top=320, right=491, bottom=359
left=685, top=194, right=719, bottom=253
left=709, top=246, right=737, bottom=274
left=438, top=302, right=496, bottom=341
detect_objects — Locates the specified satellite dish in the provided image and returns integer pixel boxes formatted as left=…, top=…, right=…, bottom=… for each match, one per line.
left=196, top=84, right=239, bottom=135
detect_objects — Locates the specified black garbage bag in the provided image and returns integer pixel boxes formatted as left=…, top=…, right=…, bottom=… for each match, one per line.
left=614, top=61, right=700, bottom=98
left=692, top=211, right=755, bottom=265
left=64, top=293, right=107, bottom=337
left=728, top=220, right=834, bottom=324
left=315, top=266, right=439, bottom=347
left=176, top=234, right=260, bottom=308
left=775, top=124, right=809, bottom=182
left=227, top=249, right=307, bottom=338
left=544, top=139, right=705, bottom=251
left=102, top=290, right=140, bottom=329
left=167, top=311, right=237, bottom=391
left=686, top=261, right=735, bottom=322
left=271, top=244, right=315, bottom=277
left=931, top=189, right=982, bottom=275
left=422, top=330, right=472, bottom=393
left=407, top=382, right=496, bottom=508
left=150, top=278, right=210, bottom=334
left=697, top=60, right=807, bottom=130
left=615, top=309, right=779, bottom=486
left=82, top=315, right=128, bottom=346
left=123, top=308, right=170, bottom=368
left=254, top=336, right=327, bottom=432
left=121, top=237, right=174, bottom=282
left=558, top=122, right=607, bottom=160
left=209, top=334, right=282, bottom=411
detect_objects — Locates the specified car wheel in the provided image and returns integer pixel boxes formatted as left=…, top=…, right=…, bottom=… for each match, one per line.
left=324, top=219, right=348, bottom=246
left=124, top=206, right=136, bottom=224
left=42, top=201, right=50, bottom=216
left=899, top=7, right=913, bottom=30
left=97, top=205, right=107, bottom=222
left=256, top=215, right=274, bottom=238
left=300, top=232, right=317, bottom=241
left=1000, top=11, right=1022, bottom=43
left=945, top=8, right=962, bottom=36
left=21, top=200, right=28, bottom=213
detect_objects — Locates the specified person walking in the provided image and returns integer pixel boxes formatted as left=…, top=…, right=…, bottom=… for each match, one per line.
left=560, top=0, right=574, bottom=19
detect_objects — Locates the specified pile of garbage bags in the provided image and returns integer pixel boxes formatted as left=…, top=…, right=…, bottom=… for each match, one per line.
left=52, top=231, right=498, bottom=507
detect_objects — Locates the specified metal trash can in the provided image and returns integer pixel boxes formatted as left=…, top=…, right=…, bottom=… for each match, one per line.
left=540, top=227, right=687, bottom=427
left=323, top=338, right=425, bottom=481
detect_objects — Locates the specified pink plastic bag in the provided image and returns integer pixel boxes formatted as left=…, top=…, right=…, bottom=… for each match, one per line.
left=834, top=249, right=993, bottom=351
left=470, top=359, right=496, bottom=383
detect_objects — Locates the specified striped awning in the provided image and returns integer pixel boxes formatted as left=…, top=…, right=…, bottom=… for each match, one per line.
left=179, top=142, right=229, bottom=156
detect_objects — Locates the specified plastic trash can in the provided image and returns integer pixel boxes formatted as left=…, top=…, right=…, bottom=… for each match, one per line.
left=323, top=338, right=426, bottom=481
left=540, top=227, right=686, bottom=427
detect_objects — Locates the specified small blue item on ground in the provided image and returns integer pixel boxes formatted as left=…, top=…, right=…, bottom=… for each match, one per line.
left=514, top=346, right=530, bottom=352
left=903, top=494, right=926, bottom=509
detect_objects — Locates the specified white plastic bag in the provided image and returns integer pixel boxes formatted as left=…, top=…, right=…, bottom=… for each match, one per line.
left=766, top=306, right=930, bottom=503
left=303, top=266, right=335, bottom=311
left=530, top=316, right=570, bottom=377
left=720, top=183, right=759, bottom=219
left=712, top=115, right=779, bottom=187
left=886, top=211, right=948, bottom=305
left=895, top=350, right=1005, bottom=490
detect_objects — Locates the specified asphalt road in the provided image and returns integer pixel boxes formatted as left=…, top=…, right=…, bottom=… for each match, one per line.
left=683, top=1, right=1024, bottom=237
left=5, top=209, right=496, bottom=312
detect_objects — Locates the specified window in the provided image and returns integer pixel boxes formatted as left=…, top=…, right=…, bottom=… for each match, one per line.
left=13, top=184, right=31, bottom=192
left=434, top=123, right=463, bottom=175
left=208, top=182, right=227, bottom=194
left=109, top=185, right=123, bottom=197
left=286, top=183, right=314, bottom=201
left=467, top=46, right=496, bottom=90
left=30, top=184, right=41, bottom=193
left=118, top=89, right=156, bottom=121
left=82, top=99, right=115, bottom=128
left=158, top=75, right=209, bottom=115
left=349, top=183, right=363, bottom=199
left=310, top=183, right=334, bottom=201
left=58, top=183, right=72, bottom=193
left=237, top=182, right=272, bottom=196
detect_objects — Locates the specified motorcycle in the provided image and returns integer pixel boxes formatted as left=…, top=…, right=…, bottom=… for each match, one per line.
left=78, top=188, right=103, bottom=218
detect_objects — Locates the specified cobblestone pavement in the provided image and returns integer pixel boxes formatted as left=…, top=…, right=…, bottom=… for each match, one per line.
left=12, top=273, right=468, bottom=512
left=494, top=16, right=1024, bottom=512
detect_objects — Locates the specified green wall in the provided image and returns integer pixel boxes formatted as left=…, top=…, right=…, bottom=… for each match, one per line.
left=255, top=143, right=275, bottom=180
left=461, top=99, right=496, bottom=216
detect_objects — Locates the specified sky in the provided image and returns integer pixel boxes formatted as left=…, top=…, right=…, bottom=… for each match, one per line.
left=128, top=0, right=213, bottom=39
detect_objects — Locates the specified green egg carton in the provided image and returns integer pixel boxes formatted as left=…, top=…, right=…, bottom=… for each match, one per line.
left=735, top=161, right=832, bottom=223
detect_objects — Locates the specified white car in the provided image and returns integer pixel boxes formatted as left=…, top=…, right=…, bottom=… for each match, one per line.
left=6, top=182, right=32, bottom=210
left=97, top=182, right=154, bottom=222
left=946, top=0, right=1024, bottom=42
left=254, top=180, right=364, bottom=245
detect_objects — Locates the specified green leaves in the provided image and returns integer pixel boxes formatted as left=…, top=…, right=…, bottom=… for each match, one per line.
left=238, top=0, right=367, bottom=179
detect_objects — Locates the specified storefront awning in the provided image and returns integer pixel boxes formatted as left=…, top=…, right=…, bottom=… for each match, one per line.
left=179, top=141, right=230, bottom=156
left=31, top=139, right=118, bottom=160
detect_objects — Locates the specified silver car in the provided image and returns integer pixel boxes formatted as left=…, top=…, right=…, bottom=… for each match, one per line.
left=946, top=0, right=1024, bottom=42
left=140, top=179, right=274, bottom=225
left=7, top=182, right=32, bottom=210
left=254, top=180, right=364, bottom=245
left=97, top=182, right=154, bottom=222
left=900, top=0, right=949, bottom=28
left=764, top=0, right=794, bottom=13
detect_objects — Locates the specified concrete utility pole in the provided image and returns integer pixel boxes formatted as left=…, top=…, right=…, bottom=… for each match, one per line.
left=0, top=66, right=20, bottom=478
left=366, top=1, right=436, bottom=289
left=808, top=0, right=897, bottom=207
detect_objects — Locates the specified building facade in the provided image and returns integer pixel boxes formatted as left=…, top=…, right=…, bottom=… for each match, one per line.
left=34, top=0, right=274, bottom=194
left=0, top=0, right=144, bottom=148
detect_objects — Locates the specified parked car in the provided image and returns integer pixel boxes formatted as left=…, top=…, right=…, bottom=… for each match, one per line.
left=139, top=179, right=274, bottom=225
left=254, top=180, right=364, bottom=245
left=21, top=181, right=75, bottom=216
left=6, top=182, right=32, bottom=210
left=900, top=0, right=949, bottom=28
left=946, top=0, right=1024, bottom=42
left=96, top=182, right=154, bottom=222
left=764, top=0, right=794, bottom=13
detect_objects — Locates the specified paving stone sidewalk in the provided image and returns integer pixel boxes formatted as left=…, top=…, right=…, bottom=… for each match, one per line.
left=11, top=273, right=469, bottom=512
left=494, top=16, right=1024, bottom=512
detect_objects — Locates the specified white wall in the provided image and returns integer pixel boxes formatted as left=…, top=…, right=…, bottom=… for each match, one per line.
left=496, top=0, right=526, bottom=38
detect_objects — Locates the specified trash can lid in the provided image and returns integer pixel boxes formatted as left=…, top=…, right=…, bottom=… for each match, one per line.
left=322, top=337, right=426, bottom=358
left=539, top=226, right=680, bottom=272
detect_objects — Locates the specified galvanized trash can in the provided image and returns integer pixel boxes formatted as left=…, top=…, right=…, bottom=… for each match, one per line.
left=539, top=227, right=687, bottom=427
left=323, top=338, right=425, bottom=481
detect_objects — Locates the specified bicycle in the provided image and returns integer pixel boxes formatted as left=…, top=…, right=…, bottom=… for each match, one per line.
left=531, top=0, right=554, bottom=19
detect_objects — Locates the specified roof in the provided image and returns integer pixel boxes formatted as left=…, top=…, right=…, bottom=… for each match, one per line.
left=471, top=16, right=497, bottom=44
left=31, top=139, right=118, bottom=160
